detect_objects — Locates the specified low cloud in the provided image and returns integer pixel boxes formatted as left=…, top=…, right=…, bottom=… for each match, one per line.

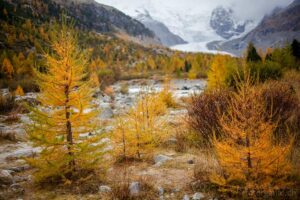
left=96, top=0, right=294, bottom=20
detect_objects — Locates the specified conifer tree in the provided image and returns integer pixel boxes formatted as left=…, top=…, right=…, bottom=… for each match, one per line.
left=207, top=55, right=237, bottom=90
left=246, top=42, right=262, bottom=63
left=211, top=74, right=293, bottom=195
left=292, top=39, right=300, bottom=60
left=26, top=18, right=108, bottom=183
left=1, top=57, right=14, bottom=79
left=113, top=91, right=169, bottom=161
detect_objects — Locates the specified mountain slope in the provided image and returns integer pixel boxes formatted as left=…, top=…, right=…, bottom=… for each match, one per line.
left=0, top=0, right=161, bottom=46
left=208, top=0, right=300, bottom=55
left=135, top=11, right=186, bottom=46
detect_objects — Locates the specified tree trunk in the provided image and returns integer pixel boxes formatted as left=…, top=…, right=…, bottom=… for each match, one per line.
left=246, top=135, right=252, bottom=180
left=65, top=84, right=75, bottom=171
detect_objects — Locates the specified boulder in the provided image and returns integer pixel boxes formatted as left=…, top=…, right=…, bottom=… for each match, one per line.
left=100, top=107, right=113, bottom=119
left=6, top=147, right=40, bottom=161
left=154, top=154, right=173, bottom=166
left=183, top=194, right=190, bottom=200
left=192, top=192, right=204, bottom=200
left=10, top=183, right=24, bottom=194
left=129, top=182, right=140, bottom=196
left=182, top=86, right=190, bottom=90
left=187, top=159, right=194, bottom=164
left=0, top=128, right=27, bottom=141
left=0, top=170, right=14, bottom=185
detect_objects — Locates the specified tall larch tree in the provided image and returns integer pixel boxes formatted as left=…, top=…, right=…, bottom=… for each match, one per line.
left=26, top=18, right=108, bottom=183
left=211, top=76, right=293, bottom=196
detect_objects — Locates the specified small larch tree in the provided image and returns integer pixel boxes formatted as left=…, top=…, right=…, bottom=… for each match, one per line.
left=113, top=91, right=169, bottom=161
left=26, top=18, right=108, bottom=183
left=15, top=85, right=24, bottom=96
left=2, top=58, right=14, bottom=79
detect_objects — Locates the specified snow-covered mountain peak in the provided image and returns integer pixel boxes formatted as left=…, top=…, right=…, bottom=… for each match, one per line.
left=95, top=0, right=293, bottom=53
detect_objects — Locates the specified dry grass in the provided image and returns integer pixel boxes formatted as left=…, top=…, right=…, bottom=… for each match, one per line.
left=102, top=167, right=159, bottom=200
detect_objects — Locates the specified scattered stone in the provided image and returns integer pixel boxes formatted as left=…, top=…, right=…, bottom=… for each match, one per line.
left=100, top=107, right=113, bottom=119
left=9, top=183, right=24, bottom=194
left=0, top=128, right=27, bottom=141
left=101, top=96, right=111, bottom=104
left=192, top=192, right=204, bottom=200
left=99, top=185, right=112, bottom=193
left=0, top=170, right=14, bottom=185
left=6, top=147, right=40, bottom=161
left=13, top=175, right=29, bottom=183
left=157, top=186, right=164, bottom=195
left=124, top=97, right=133, bottom=105
left=129, top=182, right=140, bottom=196
left=187, top=159, right=194, bottom=164
left=183, top=194, right=190, bottom=200
left=182, top=86, right=190, bottom=90
left=154, top=154, right=173, bottom=166
left=20, top=115, right=30, bottom=124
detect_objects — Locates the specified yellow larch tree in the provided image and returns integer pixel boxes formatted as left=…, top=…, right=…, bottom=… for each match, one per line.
left=147, top=56, right=156, bottom=70
left=211, top=76, right=293, bottom=196
left=15, top=85, right=24, bottom=96
left=113, top=91, right=169, bottom=161
left=26, top=18, right=108, bottom=183
left=207, top=55, right=238, bottom=90
left=207, top=55, right=228, bottom=90
left=1, top=57, right=14, bottom=79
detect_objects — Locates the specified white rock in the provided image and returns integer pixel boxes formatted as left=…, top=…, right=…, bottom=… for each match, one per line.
left=0, top=128, right=27, bottom=141
left=192, top=192, right=204, bottom=200
left=183, top=194, right=190, bottom=200
left=0, top=170, right=13, bottom=184
left=129, top=182, right=140, bottom=196
left=100, top=107, right=113, bottom=119
left=6, top=147, right=41, bottom=160
left=99, top=185, right=112, bottom=193
left=154, top=154, right=173, bottom=166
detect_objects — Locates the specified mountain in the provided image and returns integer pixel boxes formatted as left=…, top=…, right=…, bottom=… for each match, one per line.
left=210, top=6, right=252, bottom=39
left=0, top=0, right=161, bottom=46
left=135, top=11, right=186, bottom=46
left=208, top=0, right=300, bottom=55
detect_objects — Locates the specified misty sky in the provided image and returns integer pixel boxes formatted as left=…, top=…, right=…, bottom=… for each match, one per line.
left=96, top=0, right=294, bottom=21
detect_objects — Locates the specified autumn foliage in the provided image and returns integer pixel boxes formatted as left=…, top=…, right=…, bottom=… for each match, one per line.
left=113, top=91, right=169, bottom=161
left=26, top=19, right=108, bottom=183
left=210, top=76, right=294, bottom=196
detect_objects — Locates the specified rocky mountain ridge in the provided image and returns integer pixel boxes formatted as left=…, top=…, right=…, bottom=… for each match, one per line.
left=135, top=10, right=186, bottom=46
left=208, top=0, right=300, bottom=55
